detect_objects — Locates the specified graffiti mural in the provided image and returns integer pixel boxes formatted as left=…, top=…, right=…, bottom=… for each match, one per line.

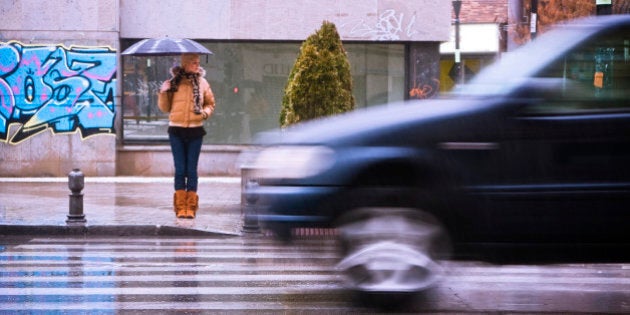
left=0, top=41, right=116, bottom=144
left=341, top=9, right=418, bottom=41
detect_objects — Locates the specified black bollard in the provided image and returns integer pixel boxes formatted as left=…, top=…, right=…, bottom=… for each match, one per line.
left=66, top=168, right=86, bottom=224
left=242, top=179, right=261, bottom=234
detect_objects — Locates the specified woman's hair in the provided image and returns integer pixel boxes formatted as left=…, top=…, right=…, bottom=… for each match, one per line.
left=181, top=53, right=200, bottom=66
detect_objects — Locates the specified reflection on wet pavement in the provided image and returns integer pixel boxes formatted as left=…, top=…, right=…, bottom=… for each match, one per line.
left=0, top=236, right=348, bottom=313
left=0, top=178, right=242, bottom=235
left=1, top=235, right=629, bottom=313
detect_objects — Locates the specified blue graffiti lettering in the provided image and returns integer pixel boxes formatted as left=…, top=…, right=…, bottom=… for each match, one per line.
left=0, top=41, right=116, bottom=144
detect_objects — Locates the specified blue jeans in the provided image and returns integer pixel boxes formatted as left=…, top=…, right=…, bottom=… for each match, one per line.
left=169, top=134, right=203, bottom=192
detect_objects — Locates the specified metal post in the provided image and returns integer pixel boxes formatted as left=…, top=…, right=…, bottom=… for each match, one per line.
left=452, top=0, right=463, bottom=84
left=66, top=168, right=86, bottom=224
left=242, top=179, right=261, bottom=234
left=241, top=165, right=261, bottom=234
left=530, top=0, right=538, bottom=40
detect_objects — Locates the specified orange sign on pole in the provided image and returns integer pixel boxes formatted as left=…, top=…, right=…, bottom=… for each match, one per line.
left=594, top=71, right=604, bottom=88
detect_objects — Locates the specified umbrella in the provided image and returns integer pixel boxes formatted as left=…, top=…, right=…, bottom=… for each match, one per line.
left=121, top=38, right=213, bottom=56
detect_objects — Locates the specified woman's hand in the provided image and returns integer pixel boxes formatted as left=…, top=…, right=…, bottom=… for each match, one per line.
left=160, top=81, right=171, bottom=93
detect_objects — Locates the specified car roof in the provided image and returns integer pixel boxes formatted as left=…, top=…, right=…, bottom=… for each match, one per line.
left=453, top=15, right=630, bottom=97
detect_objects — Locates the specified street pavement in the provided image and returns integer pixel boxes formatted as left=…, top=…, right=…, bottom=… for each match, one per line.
left=2, top=235, right=629, bottom=313
left=2, top=178, right=630, bottom=313
left=0, top=176, right=245, bottom=236
left=0, top=235, right=353, bottom=313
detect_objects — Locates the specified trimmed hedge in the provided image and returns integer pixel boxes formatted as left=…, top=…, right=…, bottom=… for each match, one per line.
left=280, top=21, right=355, bottom=127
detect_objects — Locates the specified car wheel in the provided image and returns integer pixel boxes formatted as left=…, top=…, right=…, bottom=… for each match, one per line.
left=335, top=207, right=449, bottom=294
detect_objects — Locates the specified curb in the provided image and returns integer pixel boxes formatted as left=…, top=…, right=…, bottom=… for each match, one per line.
left=0, top=225, right=239, bottom=237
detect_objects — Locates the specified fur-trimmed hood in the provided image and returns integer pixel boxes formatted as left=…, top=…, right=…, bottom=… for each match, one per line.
left=169, top=66, right=206, bottom=78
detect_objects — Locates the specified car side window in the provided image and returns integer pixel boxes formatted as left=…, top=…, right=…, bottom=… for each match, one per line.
left=523, top=26, right=629, bottom=115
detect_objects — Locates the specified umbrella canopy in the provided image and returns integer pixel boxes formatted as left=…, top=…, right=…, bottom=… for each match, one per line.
left=121, top=38, right=213, bottom=56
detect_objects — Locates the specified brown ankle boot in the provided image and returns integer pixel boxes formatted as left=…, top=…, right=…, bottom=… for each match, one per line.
left=186, top=191, right=199, bottom=219
left=174, top=190, right=187, bottom=218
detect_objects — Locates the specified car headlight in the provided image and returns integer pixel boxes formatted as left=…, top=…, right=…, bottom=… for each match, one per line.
left=251, top=146, right=335, bottom=180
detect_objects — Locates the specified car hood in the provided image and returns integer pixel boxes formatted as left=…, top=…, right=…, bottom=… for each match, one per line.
left=255, top=97, right=498, bottom=146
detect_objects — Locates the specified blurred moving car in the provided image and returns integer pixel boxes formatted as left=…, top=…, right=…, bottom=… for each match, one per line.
left=244, top=15, right=630, bottom=295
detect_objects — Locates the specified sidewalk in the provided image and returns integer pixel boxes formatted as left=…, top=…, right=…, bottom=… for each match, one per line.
left=0, top=177, right=244, bottom=236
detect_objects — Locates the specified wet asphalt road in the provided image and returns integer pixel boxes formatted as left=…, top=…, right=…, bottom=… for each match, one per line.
left=1, top=234, right=629, bottom=314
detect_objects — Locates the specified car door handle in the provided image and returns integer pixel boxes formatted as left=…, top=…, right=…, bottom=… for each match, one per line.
left=439, top=142, right=499, bottom=150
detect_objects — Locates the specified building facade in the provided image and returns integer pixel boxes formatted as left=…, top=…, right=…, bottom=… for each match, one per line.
left=1, top=0, right=452, bottom=177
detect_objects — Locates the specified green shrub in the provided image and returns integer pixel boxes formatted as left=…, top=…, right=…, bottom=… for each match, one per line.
left=280, top=21, right=355, bottom=127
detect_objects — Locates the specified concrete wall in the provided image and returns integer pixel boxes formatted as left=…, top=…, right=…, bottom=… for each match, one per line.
left=120, top=0, right=450, bottom=41
left=0, top=132, right=117, bottom=177
left=0, top=0, right=120, bottom=177
left=116, top=145, right=242, bottom=176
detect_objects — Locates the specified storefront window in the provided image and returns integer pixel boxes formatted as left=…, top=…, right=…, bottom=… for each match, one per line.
left=121, top=42, right=404, bottom=144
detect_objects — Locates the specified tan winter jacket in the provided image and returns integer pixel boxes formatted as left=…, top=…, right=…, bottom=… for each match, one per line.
left=157, top=69, right=215, bottom=128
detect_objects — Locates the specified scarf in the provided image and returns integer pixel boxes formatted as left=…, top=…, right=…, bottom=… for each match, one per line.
left=168, top=66, right=202, bottom=114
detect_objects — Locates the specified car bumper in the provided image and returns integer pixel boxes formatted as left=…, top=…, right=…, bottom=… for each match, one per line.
left=246, top=184, right=339, bottom=226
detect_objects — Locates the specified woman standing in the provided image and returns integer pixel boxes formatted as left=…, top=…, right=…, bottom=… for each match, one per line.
left=158, top=53, right=215, bottom=219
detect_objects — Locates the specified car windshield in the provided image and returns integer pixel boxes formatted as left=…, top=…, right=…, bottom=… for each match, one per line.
left=450, top=25, right=598, bottom=98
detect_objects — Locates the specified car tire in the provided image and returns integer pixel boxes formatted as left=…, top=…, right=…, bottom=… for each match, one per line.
left=334, top=207, right=450, bottom=295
